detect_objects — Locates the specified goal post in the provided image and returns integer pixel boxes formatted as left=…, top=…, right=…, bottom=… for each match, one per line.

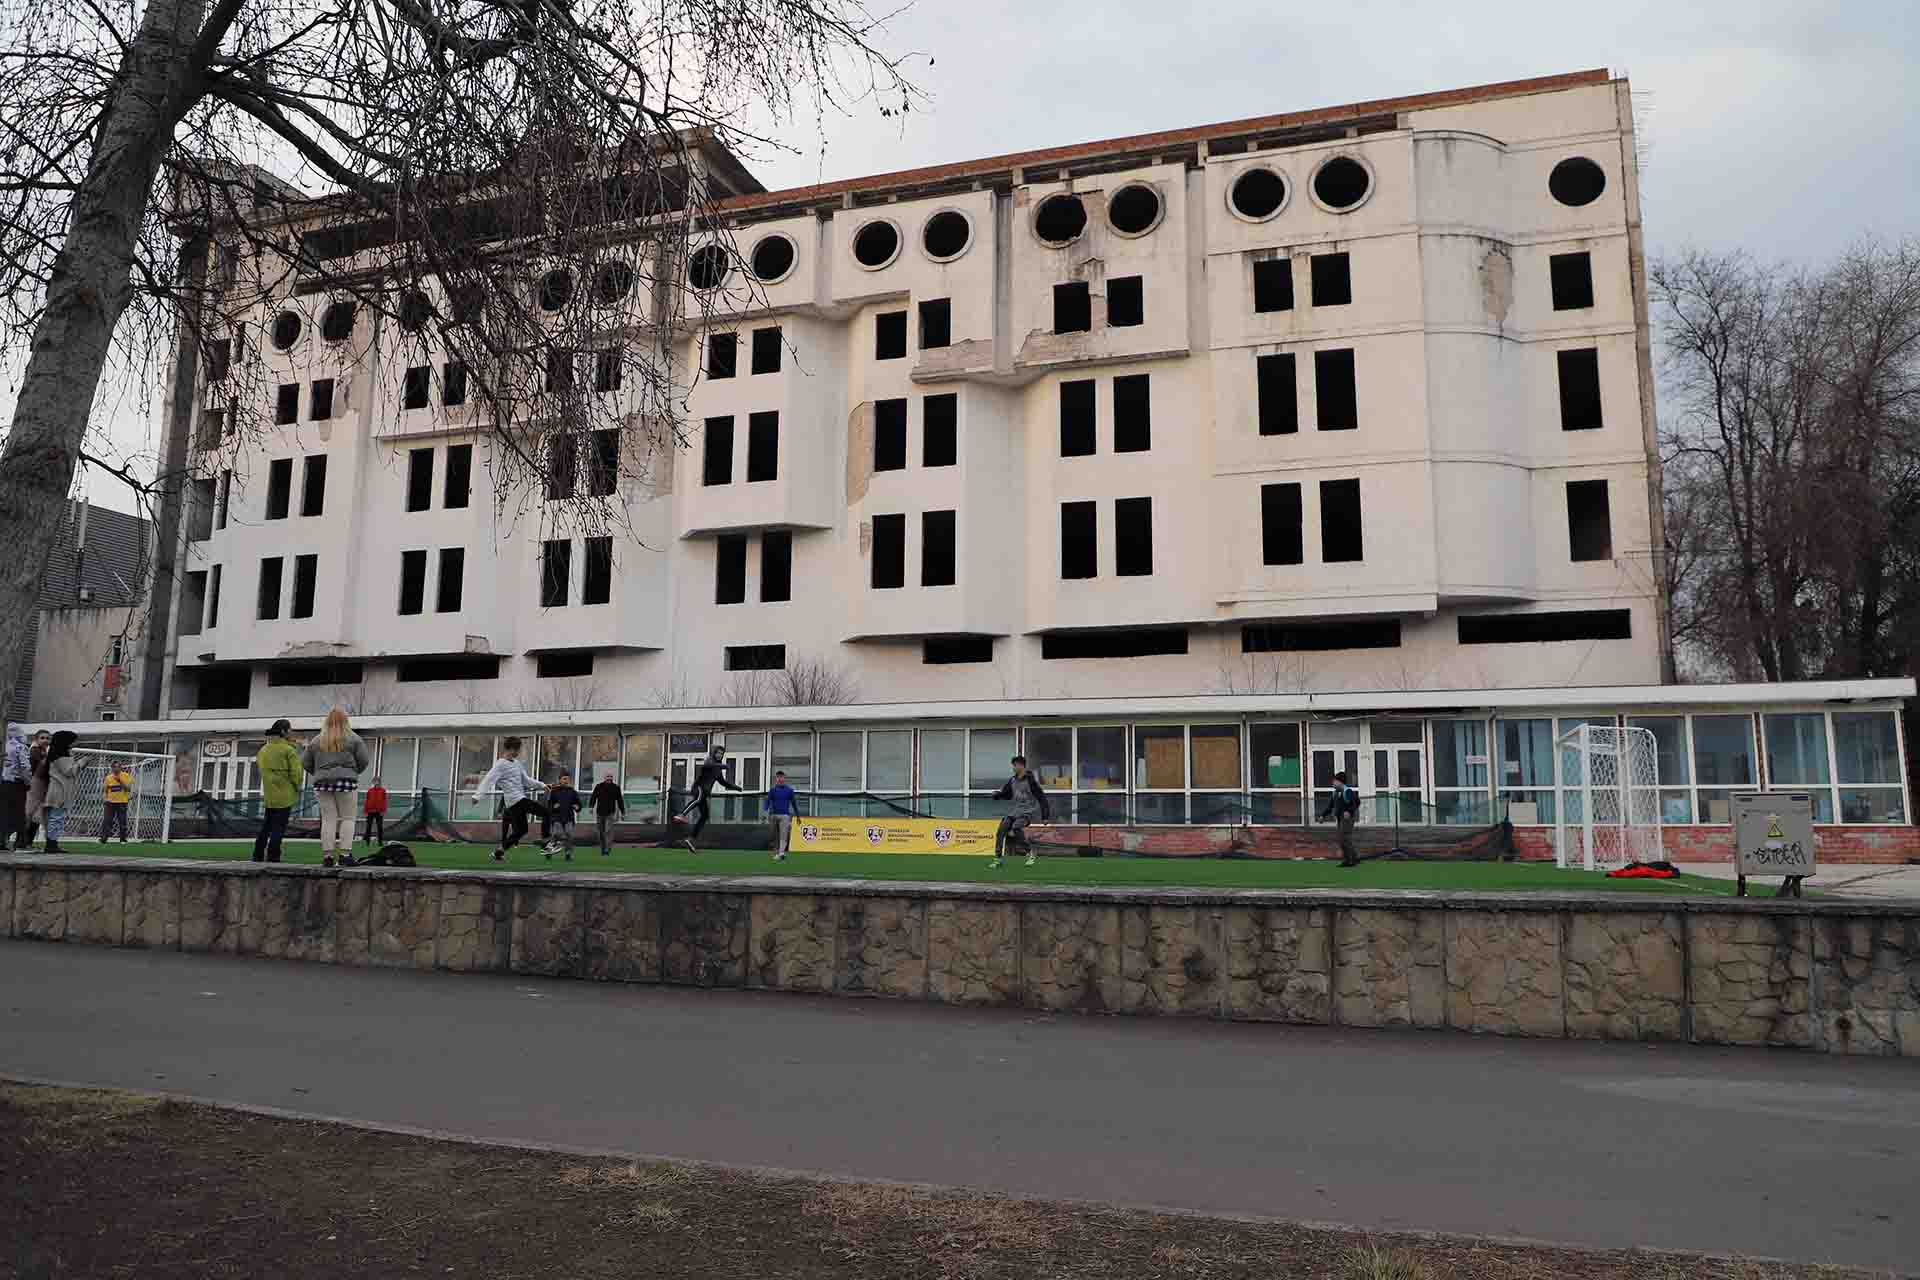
left=58, top=748, right=175, bottom=846
left=1554, top=724, right=1661, bottom=871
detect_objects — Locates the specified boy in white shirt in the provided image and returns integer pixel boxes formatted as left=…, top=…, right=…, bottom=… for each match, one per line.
left=472, top=737, right=555, bottom=862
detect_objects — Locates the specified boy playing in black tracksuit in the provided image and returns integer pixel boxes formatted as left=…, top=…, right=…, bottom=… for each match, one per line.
left=545, top=771, right=582, bottom=861
left=672, top=745, right=740, bottom=853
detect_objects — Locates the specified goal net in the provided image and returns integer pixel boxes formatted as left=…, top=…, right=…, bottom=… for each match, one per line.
left=58, top=749, right=175, bottom=845
left=1554, top=724, right=1660, bottom=871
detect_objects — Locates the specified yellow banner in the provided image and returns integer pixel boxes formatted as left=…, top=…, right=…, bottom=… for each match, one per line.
left=790, top=816, right=1000, bottom=855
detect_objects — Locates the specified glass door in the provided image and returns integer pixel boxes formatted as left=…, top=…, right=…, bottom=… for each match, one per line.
left=1310, top=747, right=1361, bottom=824
left=666, top=732, right=710, bottom=822
left=715, top=751, right=764, bottom=823
left=1370, top=745, right=1424, bottom=825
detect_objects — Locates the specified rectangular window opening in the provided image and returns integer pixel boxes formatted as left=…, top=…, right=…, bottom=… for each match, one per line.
left=1108, top=275, right=1143, bottom=328
left=747, top=411, right=779, bottom=482
left=715, top=534, right=747, bottom=605
left=207, top=565, right=223, bottom=628
left=275, top=383, right=299, bottom=425
left=266, top=661, right=365, bottom=689
left=1459, top=610, right=1632, bottom=645
left=1059, top=379, right=1096, bottom=458
left=874, top=399, right=907, bottom=472
left=265, top=458, right=292, bottom=520
left=1550, top=252, right=1595, bottom=311
left=300, top=454, right=327, bottom=517
left=1558, top=347, right=1603, bottom=430
left=876, top=310, right=908, bottom=360
left=1113, top=374, right=1151, bottom=453
left=403, top=365, right=431, bottom=410
left=1115, top=496, right=1154, bottom=577
left=437, top=548, right=465, bottom=612
left=924, top=636, right=994, bottom=665
left=751, top=326, right=783, bottom=374
left=309, top=378, right=334, bottom=421
left=215, top=470, right=231, bottom=530
left=1244, top=620, right=1401, bottom=652
left=442, top=361, right=467, bottom=407
left=582, top=536, right=612, bottom=605
left=918, top=299, right=951, bottom=349
left=1257, top=353, right=1298, bottom=436
left=1310, top=252, right=1352, bottom=307
left=871, top=513, right=906, bottom=590
left=1060, top=501, right=1097, bottom=580
left=587, top=428, right=619, bottom=497
left=1253, top=257, right=1294, bottom=313
left=256, top=556, right=283, bottom=621
left=536, top=651, right=595, bottom=679
left=1042, top=628, right=1188, bottom=660
left=544, top=349, right=575, bottom=395
left=545, top=436, right=577, bottom=500
left=1567, top=479, right=1613, bottom=561
left=406, top=448, right=434, bottom=512
left=291, top=554, right=317, bottom=619
left=444, top=444, right=472, bottom=509
left=923, top=394, right=957, bottom=468
left=703, top=416, right=734, bottom=486
left=541, top=539, right=571, bottom=608
left=760, top=530, right=792, bottom=603
left=922, top=510, right=956, bottom=587
left=594, top=348, right=623, bottom=394
left=397, top=655, right=500, bottom=683
left=206, top=339, right=231, bottom=384
left=397, top=550, right=426, bottom=615
left=1320, top=478, right=1363, bottom=563
left=726, top=644, right=785, bottom=672
left=1314, top=348, right=1357, bottom=430
left=1053, top=281, right=1091, bottom=334
left=706, top=332, right=736, bottom=379
left=1261, top=482, right=1303, bottom=565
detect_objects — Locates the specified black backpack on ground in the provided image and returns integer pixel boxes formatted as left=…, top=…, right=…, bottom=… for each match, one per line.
left=346, top=844, right=417, bottom=867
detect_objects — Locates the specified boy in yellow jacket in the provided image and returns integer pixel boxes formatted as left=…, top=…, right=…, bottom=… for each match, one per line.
left=101, top=764, right=134, bottom=842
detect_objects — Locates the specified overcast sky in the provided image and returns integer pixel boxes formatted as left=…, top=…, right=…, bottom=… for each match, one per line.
left=55, top=0, right=1920, bottom=514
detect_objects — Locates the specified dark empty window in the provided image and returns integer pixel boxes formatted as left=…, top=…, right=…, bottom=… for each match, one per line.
left=207, top=565, right=222, bottom=628
left=1558, top=348, right=1602, bottom=430
left=310, top=378, right=334, bottom=421
left=1261, top=483, right=1303, bottom=565
left=397, top=550, right=426, bottom=616
left=397, top=656, right=500, bottom=683
left=404, top=365, right=430, bottom=410
left=206, top=339, right=231, bottom=384
left=1258, top=353, right=1298, bottom=436
left=546, top=437, right=577, bottom=500
left=703, top=416, right=733, bottom=486
left=594, top=348, right=622, bottom=394
left=924, top=636, right=994, bottom=665
left=871, top=513, right=905, bottom=589
left=1042, top=629, right=1187, bottom=660
left=1244, top=621, right=1401, bottom=652
left=275, top=383, right=299, bottom=425
left=444, top=444, right=471, bottom=509
left=266, top=458, right=292, bottom=520
left=876, top=310, right=908, bottom=360
left=291, top=555, right=317, bottom=620
left=1550, top=252, right=1594, bottom=311
left=541, top=539, right=571, bottom=607
left=1114, top=375, right=1150, bottom=452
left=267, top=662, right=366, bottom=689
left=751, top=326, right=782, bottom=374
left=747, top=411, right=779, bottom=482
left=707, top=332, right=736, bottom=379
left=726, top=644, right=785, bottom=672
left=1060, top=380, right=1096, bottom=457
left=1315, top=349, right=1357, bottom=430
left=437, top=548, right=464, bottom=612
left=715, top=534, right=748, bottom=605
left=922, top=510, right=956, bottom=587
left=257, top=556, right=283, bottom=620
left=919, top=299, right=951, bottom=349
left=587, top=429, right=619, bottom=497
left=1254, top=257, right=1294, bottom=313
left=537, top=652, right=595, bottom=679
left=1060, top=501, right=1097, bottom=579
left=1320, top=478, right=1363, bottom=563
left=217, top=470, right=230, bottom=530
left=923, top=394, right=957, bottom=467
left=582, top=536, right=612, bottom=605
left=1108, top=276, right=1143, bottom=328
left=1310, top=253, right=1352, bottom=307
left=760, top=530, right=792, bottom=603
left=300, top=455, right=326, bottom=517
left=874, top=399, right=907, bottom=472
left=1115, top=497, right=1153, bottom=577
left=545, top=349, right=574, bottom=395
left=443, top=361, right=467, bottom=407
left=1567, top=480, right=1612, bottom=561
left=1053, top=281, right=1091, bottom=334
left=406, top=448, right=433, bottom=512
left=1459, top=610, right=1632, bottom=644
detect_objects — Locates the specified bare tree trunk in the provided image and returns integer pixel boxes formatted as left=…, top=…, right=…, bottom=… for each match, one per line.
left=0, top=0, right=206, bottom=714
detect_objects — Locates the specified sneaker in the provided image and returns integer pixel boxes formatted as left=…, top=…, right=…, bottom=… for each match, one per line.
left=492, top=847, right=505, bottom=862
left=564, top=852, right=572, bottom=862
left=322, top=854, right=336, bottom=869
left=773, top=851, right=786, bottom=862
left=683, top=839, right=698, bottom=854
left=987, top=858, right=1002, bottom=870
left=1024, top=854, right=1037, bottom=867
left=543, top=850, right=553, bottom=860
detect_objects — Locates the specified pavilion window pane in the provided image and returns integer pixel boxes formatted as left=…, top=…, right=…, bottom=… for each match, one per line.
left=1691, top=715, right=1756, bottom=788
left=1026, top=728, right=1073, bottom=791
left=921, top=729, right=966, bottom=793
left=1431, top=719, right=1488, bottom=789
left=819, top=732, right=863, bottom=792
left=538, top=735, right=579, bottom=785
left=1833, top=712, right=1900, bottom=784
left=969, top=728, right=1017, bottom=790
left=1134, top=793, right=1185, bottom=824
left=1249, top=723, right=1301, bottom=790
left=416, top=737, right=452, bottom=799
left=1133, top=726, right=1184, bottom=790
left=381, top=738, right=418, bottom=792
left=1839, top=788, right=1905, bottom=824
left=1763, top=713, right=1831, bottom=785
left=1078, top=727, right=1126, bottom=792
left=582, top=734, right=620, bottom=786
left=454, top=735, right=496, bottom=820
left=1190, top=724, right=1241, bottom=790
left=867, top=730, right=913, bottom=793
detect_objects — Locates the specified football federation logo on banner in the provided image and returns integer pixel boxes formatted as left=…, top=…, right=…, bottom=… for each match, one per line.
left=932, top=827, right=954, bottom=848
left=799, top=824, right=820, bottom=844
left=865, top=825, right=884, bottom=846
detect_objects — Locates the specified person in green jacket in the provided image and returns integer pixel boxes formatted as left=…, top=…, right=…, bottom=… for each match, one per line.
left=253, top=719, right=305, bottom=863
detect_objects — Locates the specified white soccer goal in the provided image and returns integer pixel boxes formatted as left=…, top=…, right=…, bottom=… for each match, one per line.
left=1554, top=724, right=1661, bottom=871
left=58, top=749, right=174, bottom=845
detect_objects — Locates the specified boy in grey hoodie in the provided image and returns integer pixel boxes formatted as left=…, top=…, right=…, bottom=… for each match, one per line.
left=989, top=754, right=1050, bottom=869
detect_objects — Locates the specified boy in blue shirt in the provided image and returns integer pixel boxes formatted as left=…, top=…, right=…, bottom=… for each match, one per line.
left=765, top=770, right=797, bottom=861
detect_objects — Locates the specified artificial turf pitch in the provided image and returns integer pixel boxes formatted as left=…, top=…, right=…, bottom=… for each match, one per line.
left=46, top=838, right=1749, bottom=895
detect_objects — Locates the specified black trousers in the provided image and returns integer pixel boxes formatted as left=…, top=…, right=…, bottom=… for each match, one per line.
left=364, top=812, right=384, bottom=845
left=102, top=802, right=130, bottom=841
left=501, top=797, right=549, bottom=850
left=253, top=806, right=291, bottom=862
left=679, top=790, right=712, bottom=840
left=0, top=779, right=26, bottom=849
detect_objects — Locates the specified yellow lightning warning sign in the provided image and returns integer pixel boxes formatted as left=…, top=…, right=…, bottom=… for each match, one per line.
left=1766, top=815, right=1786, bottom=839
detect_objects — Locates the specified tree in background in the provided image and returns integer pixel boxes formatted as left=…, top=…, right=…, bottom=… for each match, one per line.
left=0, top=0, right=918, bottom=715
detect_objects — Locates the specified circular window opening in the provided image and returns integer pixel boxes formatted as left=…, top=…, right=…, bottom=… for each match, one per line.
left=750, top=234, right=796, bottom=282
left=687, top=244, right=729, bottom=290
left=922, top=210, right=971, bottom=260
left=1548, top=157, right=1607, bottom=208
left=595, top=261, right=635, bottom=304
left=397, top=289, right=432, bottom=333
left=320, top=300, right=356, bottom=342
left=852, top=219, right=900, bottom=269
left=1312, top=157, right=1371, bottom=211
left=538, top=268, right=575, bottom=312
left=1033, top=193, right=1087, bottom=246
left=1107, top=184, right=1162, bottom=236
left=1229, top=167, right=1287, bottom=220
left=269, top=310, right=302, bottom=351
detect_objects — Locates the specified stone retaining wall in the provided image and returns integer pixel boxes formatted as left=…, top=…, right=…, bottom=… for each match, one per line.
left=4, top=856, right=1915, bottom=1057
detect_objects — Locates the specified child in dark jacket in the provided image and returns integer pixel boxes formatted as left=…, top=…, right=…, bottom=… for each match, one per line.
left=545, top=772, right=583, bottom=861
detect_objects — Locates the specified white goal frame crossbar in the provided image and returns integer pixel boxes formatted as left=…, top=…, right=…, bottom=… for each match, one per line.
left=1554, top=724, right=1661, bottom=871
left=64, top=748, right=174, bottom=845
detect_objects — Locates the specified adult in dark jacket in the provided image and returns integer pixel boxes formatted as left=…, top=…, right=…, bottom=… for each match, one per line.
left=672, top=745, right=740, bottom=852
left=989, top=755, right=1050, bottom=869
left=588, top=775, right=625, bottom=857
left=1317, top=771, right=1362, bottom=867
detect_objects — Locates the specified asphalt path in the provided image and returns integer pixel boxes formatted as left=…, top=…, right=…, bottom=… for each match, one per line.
left=2, top=941, right=1915, bottom=1271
